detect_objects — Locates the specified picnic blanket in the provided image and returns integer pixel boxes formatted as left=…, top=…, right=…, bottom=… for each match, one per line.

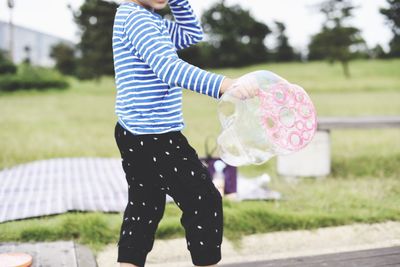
left=0, top=157, right=280, bottom=223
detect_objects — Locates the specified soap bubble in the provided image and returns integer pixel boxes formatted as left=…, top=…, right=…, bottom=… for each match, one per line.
left=217, top=70, right=317, bottom=166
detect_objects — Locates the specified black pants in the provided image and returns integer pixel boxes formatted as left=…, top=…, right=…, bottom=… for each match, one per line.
left=114, top=121, right=223, bottom=266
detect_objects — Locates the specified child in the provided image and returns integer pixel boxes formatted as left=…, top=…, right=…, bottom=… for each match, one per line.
left=112, top=0, right=253, bottom=266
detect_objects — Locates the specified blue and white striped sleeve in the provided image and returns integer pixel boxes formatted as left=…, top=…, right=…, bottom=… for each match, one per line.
left=163, top=0, right=203, bottom=50
left=124, top=10, right=225, bottom=100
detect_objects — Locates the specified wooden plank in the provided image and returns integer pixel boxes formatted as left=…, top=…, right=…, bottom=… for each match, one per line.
left=220, top=246, right=400, bottom=267
left=290, top=253, right=400, bottom=267
left=317, top=116, right=400, bottom=130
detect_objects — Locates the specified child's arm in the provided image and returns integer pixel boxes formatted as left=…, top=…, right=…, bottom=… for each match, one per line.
left=163, top=0, right=203, bottom=50
left=124, top=10, right=226, bottom=99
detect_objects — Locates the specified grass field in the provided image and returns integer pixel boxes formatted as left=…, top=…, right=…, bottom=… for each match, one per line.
left=0, top=59, right=399, bottom=253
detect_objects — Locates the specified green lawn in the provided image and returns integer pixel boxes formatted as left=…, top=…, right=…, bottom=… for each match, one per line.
left=0, top=59, right=399, bottom=254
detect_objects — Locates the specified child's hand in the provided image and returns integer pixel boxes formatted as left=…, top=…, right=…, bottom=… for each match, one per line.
left=226, top=74, right=260, bottom=100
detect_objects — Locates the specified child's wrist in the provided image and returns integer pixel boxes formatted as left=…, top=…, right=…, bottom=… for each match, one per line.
left=219, top=77, right=236, bottom=96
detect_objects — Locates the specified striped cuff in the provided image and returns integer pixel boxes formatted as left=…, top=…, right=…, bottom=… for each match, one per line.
left=213, top=74, right=225, bottom=100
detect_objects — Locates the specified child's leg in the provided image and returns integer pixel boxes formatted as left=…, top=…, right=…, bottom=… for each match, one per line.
left=114, top=122, right=167, bottom=267
left=141, top=131, right=224, bottom=266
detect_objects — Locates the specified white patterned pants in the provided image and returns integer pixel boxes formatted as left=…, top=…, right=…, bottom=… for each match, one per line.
left=114, top=121, right=223, bottom=266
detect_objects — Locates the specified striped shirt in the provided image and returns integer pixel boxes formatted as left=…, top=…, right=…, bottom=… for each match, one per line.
left=112, top=0, right=225, bottom=135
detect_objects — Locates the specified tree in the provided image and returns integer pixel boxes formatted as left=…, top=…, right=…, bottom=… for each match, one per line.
left=200, top=0, right=271, bottom=67
left=273, top=21, right=298, bottom=62
left=49, top=42, right=77, bottom=76
left=308, top=0, right=365, bottom=78
left=380, top=0, right=400, bottom=57
left=70, top=0, right=117, bottom=80
left=370, top=44, right=388, bottom=59
left=0, top=49, right=17, bottom=75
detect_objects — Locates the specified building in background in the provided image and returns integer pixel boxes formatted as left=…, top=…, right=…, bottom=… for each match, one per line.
left=0, top=20, right=75, bottom=67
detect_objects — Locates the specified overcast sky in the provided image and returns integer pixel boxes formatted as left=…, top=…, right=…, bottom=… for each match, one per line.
left=0, top=0, right=393, bottom=52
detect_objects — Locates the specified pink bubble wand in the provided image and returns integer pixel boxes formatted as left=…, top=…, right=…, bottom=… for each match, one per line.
left=255, top=81, right=318, bottom=153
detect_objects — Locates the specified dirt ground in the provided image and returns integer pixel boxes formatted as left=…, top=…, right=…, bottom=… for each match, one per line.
left=96, top=221, right=400, bottom=267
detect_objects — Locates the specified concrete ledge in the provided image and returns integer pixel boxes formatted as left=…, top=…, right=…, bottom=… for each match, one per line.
left=317, top=116, right=400, bottom=130
left=0, top=241, right=97, bottom=267
left=277, top=130, right=331, bottom=178
left=277, top=116, right=400, bottom=178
